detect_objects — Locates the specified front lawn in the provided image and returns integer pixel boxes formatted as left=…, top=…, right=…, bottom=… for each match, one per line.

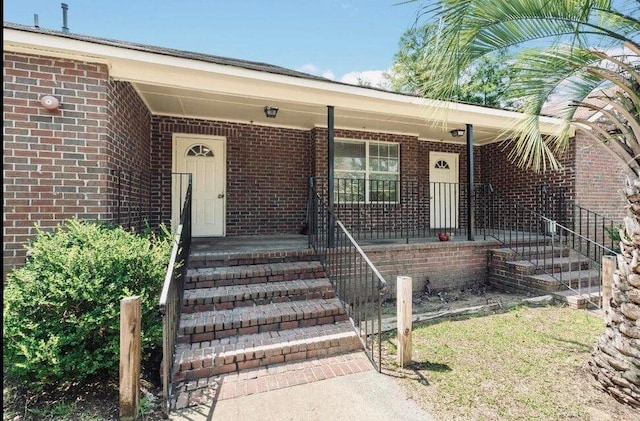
left=383, top=305, right=638, bottom=420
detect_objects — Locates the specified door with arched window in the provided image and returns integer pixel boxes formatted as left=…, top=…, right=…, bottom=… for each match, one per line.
left=173, top=135, right=226, bottom=236
left=429, top=151, right=459, bottom=230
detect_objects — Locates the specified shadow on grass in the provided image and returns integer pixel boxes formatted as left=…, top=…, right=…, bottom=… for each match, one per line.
left=382, top=336, right=451, bottom=386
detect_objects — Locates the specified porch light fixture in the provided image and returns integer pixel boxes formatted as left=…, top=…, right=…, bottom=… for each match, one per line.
left=264, top=106, right=279, bottom=118
left=450, top=128, right=465, bottom=138
left=40, top=95, right=60, bottom=111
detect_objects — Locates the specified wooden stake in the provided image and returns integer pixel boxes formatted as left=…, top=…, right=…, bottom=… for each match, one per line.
left=120, top=296, right=141, bottom=420
left=602, top=255, right=615, bottom=323
left=397, top=276, right=412, bottom=367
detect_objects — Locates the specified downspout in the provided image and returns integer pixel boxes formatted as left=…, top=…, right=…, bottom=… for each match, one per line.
left=328, top=106, right=335, bottom=248
left=467, top=123, right=475, bottom=241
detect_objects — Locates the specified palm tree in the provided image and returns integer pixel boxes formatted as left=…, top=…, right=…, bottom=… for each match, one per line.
left=402, top=0, right=640, bottom=407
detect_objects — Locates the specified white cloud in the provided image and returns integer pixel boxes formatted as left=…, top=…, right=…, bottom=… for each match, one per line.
left=340, top=70, right=392, bottom=89
left=298, top=64, right=336, bottom=80
left=299, top=64, right=395, bottom=89
left=299, top=63, right=319, bottom=74
left=322, top=70, right=336, bottom=80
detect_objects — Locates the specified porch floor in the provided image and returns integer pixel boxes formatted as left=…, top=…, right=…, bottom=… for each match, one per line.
left=189, top=232, right=502, bottom=254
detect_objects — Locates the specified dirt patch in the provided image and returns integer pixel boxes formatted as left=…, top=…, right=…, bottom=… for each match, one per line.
left=3, top=370, right=166, bottom=421
left=381, top=284, right=535, bottom=317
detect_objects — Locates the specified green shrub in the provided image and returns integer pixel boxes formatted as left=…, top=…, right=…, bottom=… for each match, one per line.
left=3, top=219, right=172, bottom=389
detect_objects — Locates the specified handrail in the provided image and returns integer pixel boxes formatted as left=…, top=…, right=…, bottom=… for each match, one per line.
left=483, top=192, right=615, bottom=308
left=307, top=179, right=388, bottom=372
left=336, top=219, right=387, bottom=292
left=158, top=173, right=192, bottom=414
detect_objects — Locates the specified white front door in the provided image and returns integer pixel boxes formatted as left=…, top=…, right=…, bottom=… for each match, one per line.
left=429, top=151, right=459, bottom=229
left=173, top=135, right=226, bottom=237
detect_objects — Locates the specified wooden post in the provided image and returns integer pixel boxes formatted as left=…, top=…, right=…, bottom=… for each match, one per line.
left=397, top=276, right=412, bottom=367
left=602, top=256, right=615, bottom=323
left=120, top=296, right=141, bottom=420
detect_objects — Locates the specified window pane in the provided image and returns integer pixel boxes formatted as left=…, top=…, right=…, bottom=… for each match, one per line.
left=377, top=144, right=388, bottom=158
left=387, top=158, right=398, bottom=172
left=335, top=171, right=365, bottom=202
left=370, top=157, right=380, bottom=171
left=388, top=144, right=398, bottom=158
left=370, top=173, right=399, bottom=202
left=336, top=142, right=365, bottom=171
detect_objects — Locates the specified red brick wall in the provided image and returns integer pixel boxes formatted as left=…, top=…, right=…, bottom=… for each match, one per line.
left=3, top=52, right=152, bottom=276
left=364, top=240, right=499, bottom=296
left=311, top=129, right=473, bottom=231
left=3, top=52, right=111, bottom=276
left=106, top=81, right=152, bottom=228
left=476, top=139, right=576, bottom=210
left=150, top=117, right=312, bottom=235
left=573, top=128, right=628, bottom=221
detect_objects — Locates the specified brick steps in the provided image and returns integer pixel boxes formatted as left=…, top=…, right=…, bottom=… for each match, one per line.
left=552, top=285, right=602, bottom=309
left=507, top=256, right=591, bottom=275
left=170, top=246, right=366, bottom=410
left=529, top=269, right=601, bottom=289
left=178, top=298, right=349, bottom=343
left=488, top=243, right=603, bottom=308
left=188, top=249, right=317, bottom=269
left=185, top=261, right=326, bottom=289
left=182, top=278, right=336, bottom=313
left=173, top=321, right=361, bottom=383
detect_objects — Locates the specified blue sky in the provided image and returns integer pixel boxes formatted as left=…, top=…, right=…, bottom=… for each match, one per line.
left=3, top=0, right=423, bottom=86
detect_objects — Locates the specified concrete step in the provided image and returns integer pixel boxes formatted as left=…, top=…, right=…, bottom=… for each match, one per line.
left=172, top=320, right=361, bottom=383
left=507, top=255, right=592, bottom=275
left=188, top=248, right=317, bottom=269
left=182, top=278, right=336, bottom=313
left=489, top=245, right=569, bottom=263
left=185, top=261, right=326, bottom=290
left=552, top=285, right=602, bottom=309
left=177, top=298, right=349, bottom=343
left=527, top=269, right=601, bottom=292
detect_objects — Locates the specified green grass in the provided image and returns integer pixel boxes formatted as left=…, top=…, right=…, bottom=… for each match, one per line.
left=382, top=305, right=634, bottom=421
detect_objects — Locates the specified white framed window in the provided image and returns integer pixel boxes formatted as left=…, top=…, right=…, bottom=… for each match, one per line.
left=334, top=139, right=400, bottom=203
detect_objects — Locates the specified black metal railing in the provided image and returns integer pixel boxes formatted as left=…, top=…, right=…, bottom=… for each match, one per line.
left=314, top=177, right=488, bottom=242
left=158, top=173, right=192, bottom=414
left=481, top=192, right=616, bottom=308
left=569, top=204, right=621, bottom=254
left=308, top=178, right=387, bottom=372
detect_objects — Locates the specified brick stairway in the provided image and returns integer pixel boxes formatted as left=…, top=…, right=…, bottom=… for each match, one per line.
left=170, top=247, right=364, bottom=409
left=487, top=244, right=602, bottom=308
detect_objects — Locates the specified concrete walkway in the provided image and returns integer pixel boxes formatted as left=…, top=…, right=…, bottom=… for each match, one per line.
left=170, top=353, right=436, bottom=421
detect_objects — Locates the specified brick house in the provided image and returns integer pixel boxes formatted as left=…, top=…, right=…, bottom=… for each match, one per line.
left=5, top=21, right=633, bottom=411
left=3, top=22, right=628, bottom=281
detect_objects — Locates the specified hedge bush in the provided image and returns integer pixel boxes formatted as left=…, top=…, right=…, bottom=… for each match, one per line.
left=3, top=219, right=173, bottom=389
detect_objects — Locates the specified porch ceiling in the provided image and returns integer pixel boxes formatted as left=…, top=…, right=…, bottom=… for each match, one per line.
left=132, top=81, right=508, bottom=144
left=4, top=23, right=571, bottom=144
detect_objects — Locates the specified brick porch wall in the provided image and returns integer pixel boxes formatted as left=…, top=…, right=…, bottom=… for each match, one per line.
left=150, top=117, right=312, bottom=235
left=106, top=81, right=152, bottom=228
left=573, top=128, right=628, bottom=222
left=363, top=240, right=500, bottom=298
left=476, top=140, right=576, bottom=210
left=3, top=53, right=111, bottom=277
left=311, top=129, right=474, bottom=231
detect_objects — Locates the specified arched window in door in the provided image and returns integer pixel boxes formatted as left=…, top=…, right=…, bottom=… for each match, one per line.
left=186, top=144, right=215, bottom=157
left=434, top=160, right=450, bottom=169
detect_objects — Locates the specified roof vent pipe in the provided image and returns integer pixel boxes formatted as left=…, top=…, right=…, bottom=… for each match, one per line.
left=34, top=14, right=39, bottom=28
left=61, top=3, right=69, bottom=33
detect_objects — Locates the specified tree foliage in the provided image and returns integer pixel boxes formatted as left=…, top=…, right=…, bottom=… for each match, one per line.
left=402, top=0, right=639, bottom=173
left=387, top=23, right=514, bottom=108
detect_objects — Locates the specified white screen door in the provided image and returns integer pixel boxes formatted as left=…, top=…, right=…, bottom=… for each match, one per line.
left=429, top=151, right=459, bottom=229
left=173, top=135, right=226, bottom=237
